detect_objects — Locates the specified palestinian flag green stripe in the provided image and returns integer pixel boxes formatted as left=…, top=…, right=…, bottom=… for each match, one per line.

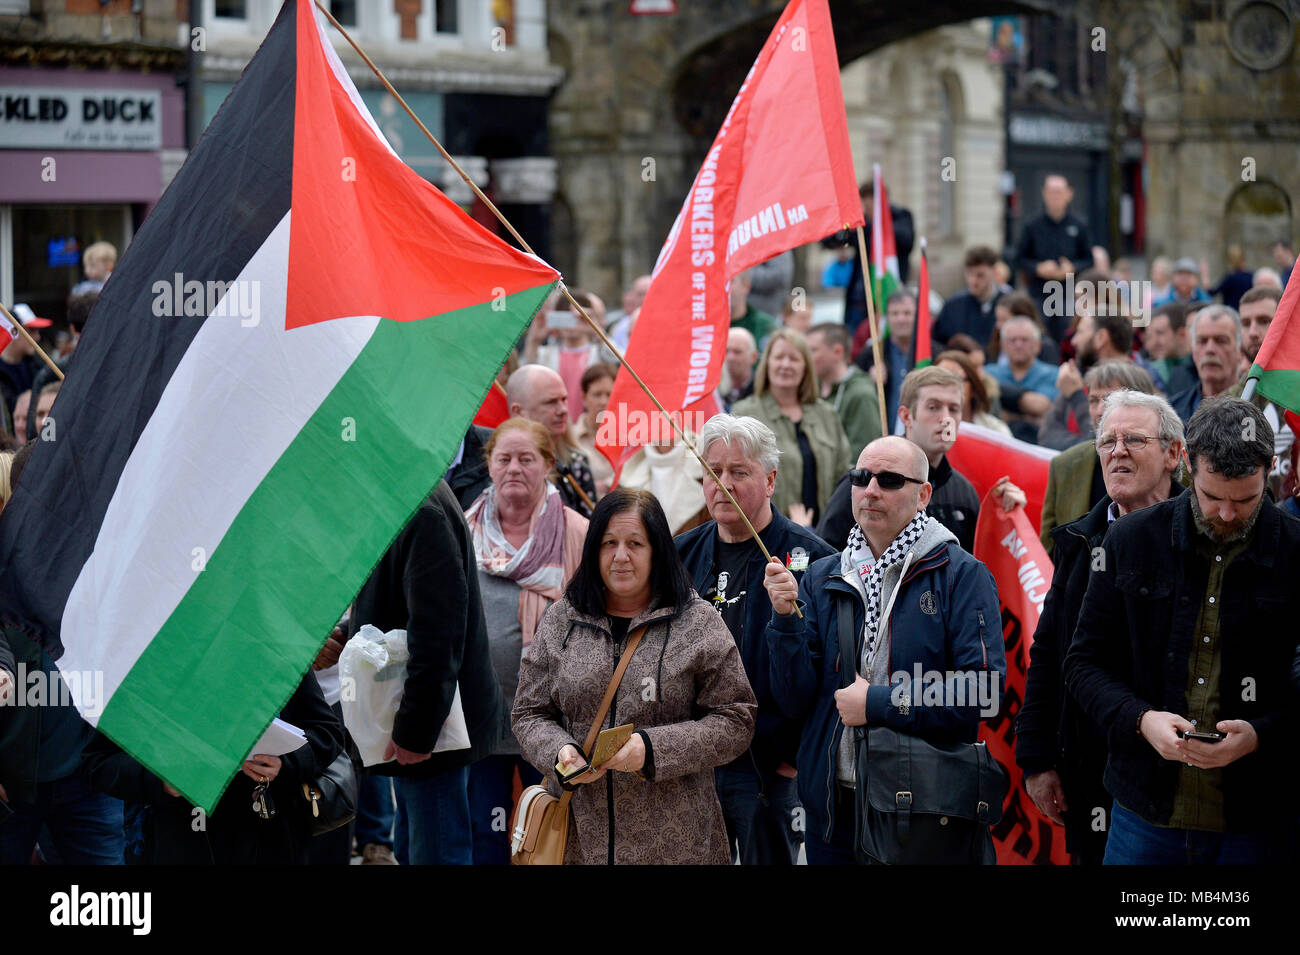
left=1250, top=365, right=1300, bottom=416
left=97, top=288, right=551, bottom=809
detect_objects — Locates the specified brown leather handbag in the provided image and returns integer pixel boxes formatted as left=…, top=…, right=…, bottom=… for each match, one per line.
left=509, top=626, right=645, bottom=865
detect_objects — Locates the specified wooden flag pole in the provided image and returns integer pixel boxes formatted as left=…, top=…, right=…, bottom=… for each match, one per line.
left=316, top=0, right=801, bottom=612
left=0, top=303, right=63, bottom=382
left=856, top=226, right=889, bottom=436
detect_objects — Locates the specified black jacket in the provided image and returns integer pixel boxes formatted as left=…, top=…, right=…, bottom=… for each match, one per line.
left=925, top=456, right=979, bottom=554
left=447, top=425, right=492, bottom=511
left=1064, top=490, right=1300, bottom=830
left=83, top=673, right=344, bottom=864
left=814, top=454, right=979, bottom=554
left=1013, top=211, right=1093, bottom=340
left=349, top=480, right=503, bottom=777
left=0, top=626, right=41, bottom=804
left=674, top=506, right=835, bottom=774
left=1016, top=493, right=1115, bottom=860
left=932, top=289, right=1003, bottom=350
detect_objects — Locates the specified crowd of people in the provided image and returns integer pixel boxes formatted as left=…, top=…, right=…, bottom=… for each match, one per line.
left=2, top=173, right=1299, bottom=867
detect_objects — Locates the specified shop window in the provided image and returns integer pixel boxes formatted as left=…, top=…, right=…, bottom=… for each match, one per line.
left=329, top=0, right=356, bottom=26
left=436, top=0, right=458, bottom=34
left=9, top=205, right=131, bottom=328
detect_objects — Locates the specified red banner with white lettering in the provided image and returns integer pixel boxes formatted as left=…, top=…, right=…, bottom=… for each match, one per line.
left=598, top=0, right=862, bottom=475
left=973, top=491, right=1069, bottom=865
left=946, top=421, right=1058, bottom=536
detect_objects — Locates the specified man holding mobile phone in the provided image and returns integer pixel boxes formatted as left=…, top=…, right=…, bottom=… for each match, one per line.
left=1066, top=397, right=1300, bottom=864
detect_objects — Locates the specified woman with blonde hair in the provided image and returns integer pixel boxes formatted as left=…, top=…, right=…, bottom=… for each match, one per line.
left=732, top=329, right=850, bottom=525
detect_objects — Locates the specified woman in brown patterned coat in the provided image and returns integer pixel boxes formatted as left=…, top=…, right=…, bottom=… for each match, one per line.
left=512, top=487, right=757, bottom=864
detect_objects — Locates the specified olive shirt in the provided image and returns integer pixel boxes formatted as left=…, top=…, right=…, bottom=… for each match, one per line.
left=732, top=391, right=852, bottom=521
left=1166, top=530, right=1250, bottom=832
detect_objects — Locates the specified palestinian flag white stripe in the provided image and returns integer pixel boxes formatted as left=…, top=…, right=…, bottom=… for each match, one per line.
left=59, top=212, right=377, bottom=712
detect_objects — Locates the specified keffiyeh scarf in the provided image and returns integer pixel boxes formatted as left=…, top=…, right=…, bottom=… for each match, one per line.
left=844, top=512, right=930, bottom=663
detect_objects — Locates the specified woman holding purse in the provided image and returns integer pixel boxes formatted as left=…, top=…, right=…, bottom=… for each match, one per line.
left=511, top=487, right=756, bottom=864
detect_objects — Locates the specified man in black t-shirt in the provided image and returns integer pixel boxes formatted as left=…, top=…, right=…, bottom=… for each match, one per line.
left=675, top=414, right=834, bottom=864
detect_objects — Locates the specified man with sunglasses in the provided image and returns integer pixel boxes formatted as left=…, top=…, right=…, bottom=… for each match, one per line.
left=815, top=366, right=981, bottom=553
left=1018, top=390, right=1184, bottom=864
left=1066, top=397, right=1300, bottom=864
left=763, top=436, right=1004, bottom=864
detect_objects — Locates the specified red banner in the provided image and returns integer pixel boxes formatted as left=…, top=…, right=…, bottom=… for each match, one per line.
left=973, top=490, right=1069, bottom=865
left=598, top=0, right=863, bottom=475
left=945, top=421, right=1057, bottom=536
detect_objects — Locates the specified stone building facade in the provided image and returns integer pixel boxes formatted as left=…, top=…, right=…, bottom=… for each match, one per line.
left=1136, top=0, right=1300, bottom=276
left=838, top=20, right=1006, bottom=297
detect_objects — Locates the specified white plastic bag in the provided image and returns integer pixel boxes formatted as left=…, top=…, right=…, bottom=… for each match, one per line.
left=340, top=624, right=471, bottom=767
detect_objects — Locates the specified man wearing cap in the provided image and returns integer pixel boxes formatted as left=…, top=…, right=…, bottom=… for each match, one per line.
left=0, top=305, right=52, bottom=420
left=1154, top=259, right=1211, bottom=308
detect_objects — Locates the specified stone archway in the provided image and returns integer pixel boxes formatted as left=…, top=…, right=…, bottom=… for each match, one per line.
left=1224, top=181, right=1292, bottom=270
left=546, top=0, right=1062, bottom=299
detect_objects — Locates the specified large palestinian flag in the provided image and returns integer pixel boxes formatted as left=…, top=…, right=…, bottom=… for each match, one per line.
left=0, top=0, right=557, bottom=811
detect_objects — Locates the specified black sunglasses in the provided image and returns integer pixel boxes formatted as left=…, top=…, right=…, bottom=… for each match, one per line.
left=848, top=468, right=925, bottom=491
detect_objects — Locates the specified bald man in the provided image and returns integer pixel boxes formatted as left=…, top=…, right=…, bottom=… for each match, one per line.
left=763, top=436, right=1005, bottom=865
left=506, top=363, right=597, bottom=516
left=721, top=327, right=759, bottom=411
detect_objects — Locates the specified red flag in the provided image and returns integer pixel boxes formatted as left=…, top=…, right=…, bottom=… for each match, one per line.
left=972, top=491, right=1070, bottom=866
left=945, top=421, right=1057, bottom=536
left=914, top=238, right=932, bottom=367
left=598, top=0, right=862, bottom=475
left=473, top=382, right=510, bottom=428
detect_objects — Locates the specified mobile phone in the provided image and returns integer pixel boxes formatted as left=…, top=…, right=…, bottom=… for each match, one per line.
left=547, top=310, right=578, bottom=330
left=1177, top=729, right=1225, bottom=744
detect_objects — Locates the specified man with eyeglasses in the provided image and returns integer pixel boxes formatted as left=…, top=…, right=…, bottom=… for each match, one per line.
left=763, top=436, right=1005, bottom=864
left=1066, top=397, right=1300, bottom=864
left=1018, top=390, right=1184, bottom=864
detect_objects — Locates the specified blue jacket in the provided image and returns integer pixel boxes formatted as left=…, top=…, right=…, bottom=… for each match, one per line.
left=675, top=506, right=834, bottom=773
left=767, top=529, right=1005, bottom=846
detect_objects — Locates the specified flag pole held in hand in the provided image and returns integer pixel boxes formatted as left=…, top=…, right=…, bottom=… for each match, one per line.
left=315, top=0, right=799, bottom=615
left=0, top=303, right=63, bottom=382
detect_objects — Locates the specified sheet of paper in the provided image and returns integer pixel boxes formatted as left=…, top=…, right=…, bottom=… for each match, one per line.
left=246, top=717, right=308, bottom=759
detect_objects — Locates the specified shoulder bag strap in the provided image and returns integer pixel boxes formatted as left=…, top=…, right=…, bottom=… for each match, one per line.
left=554, top=624, right=647, bottom=818
left=581, top=624, right=647, bottom=755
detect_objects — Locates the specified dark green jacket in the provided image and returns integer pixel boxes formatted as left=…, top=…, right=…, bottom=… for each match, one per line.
left=1040, top=440, right=1097, bottom=554
left=825, top=366, right=883, bottom=459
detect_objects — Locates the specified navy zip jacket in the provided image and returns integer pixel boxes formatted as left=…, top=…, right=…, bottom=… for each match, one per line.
left=767, top=530, right=1004, bottom=847
left=675, top=506, right=835, bottom=773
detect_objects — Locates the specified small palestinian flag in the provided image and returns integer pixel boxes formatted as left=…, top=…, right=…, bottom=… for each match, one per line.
left=870, top=163, right=901, bottom=320
left=1247, top=264, right=1300, bottom=413
left=0, top=0, right=557, bottom=811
